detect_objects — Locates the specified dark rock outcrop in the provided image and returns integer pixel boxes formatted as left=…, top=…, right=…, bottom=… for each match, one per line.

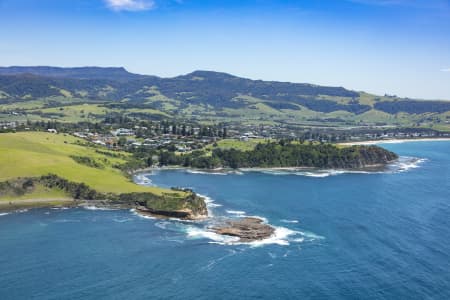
left=212, top=217, right=275, bottom=242
left=135, top=205, right=207, bottom=220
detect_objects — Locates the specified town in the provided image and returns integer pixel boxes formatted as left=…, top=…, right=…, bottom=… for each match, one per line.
left=1, top=118, right=449, bottom=155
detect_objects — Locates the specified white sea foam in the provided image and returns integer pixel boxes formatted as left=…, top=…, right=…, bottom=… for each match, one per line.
left=190, top=221, right=307, bottom=247
left=134, top=174, right=152, bottom=185
left=200, top=194, right=222, bottom=207
left=54, top=219, right=81, bottom=223
left=113, top=218, right=132, bottom=223
left=280, top=219, right=299, bottom=224
left=130, top=208, right=156, bottom=220
left=0, top=209, right=29, bottom=216
left=197, top=194, right=222, bottom=218
left=186, top=170, right=227, bottom=175
left=299, top=231, right=325, bottom=241
left=301, top=171, right=338, bottom=178
left=389, top=157, right=427, bottom=173
left=154, top=221, right=171, bottom=230
left=244, top=226, right=299, bottom=247
left=237, top=156, right=426, bottom=177
left=186, top=226, right=240, bottom=244
left=226, top=210, right=246, bottom=215
left=83, top=206, right=116, bottom=211
left=50, top=207, right=70, bottom=210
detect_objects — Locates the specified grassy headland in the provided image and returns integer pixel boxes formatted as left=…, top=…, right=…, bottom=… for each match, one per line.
left=0, top=132, right=206, bottom=218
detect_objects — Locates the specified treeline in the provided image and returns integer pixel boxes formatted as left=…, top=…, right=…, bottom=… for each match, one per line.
left=155, top=141, right=398, bottom=169
left=374, top=100, right=450, bottom=114
left=70, top=155, right=106, bottom=169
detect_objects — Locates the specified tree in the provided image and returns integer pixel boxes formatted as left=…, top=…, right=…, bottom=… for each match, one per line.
left=118, top=136, right=127, bottom=146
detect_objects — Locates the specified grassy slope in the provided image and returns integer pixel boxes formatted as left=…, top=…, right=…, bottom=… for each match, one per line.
left=0, top=132, right=169, bottom=195
left=0, top=183, right=72, bottom=202
left=202, top=139, right=269, bottom=156
left=1, top=93, right=449, bottom=130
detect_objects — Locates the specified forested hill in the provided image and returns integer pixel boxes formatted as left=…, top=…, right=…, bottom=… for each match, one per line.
left=157, top=142, right=399, bottom=169
left=0, top=66, right=449, bottom=125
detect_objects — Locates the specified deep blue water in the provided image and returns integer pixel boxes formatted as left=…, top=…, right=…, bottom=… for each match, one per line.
left=1, top=141, right=449, bottom=299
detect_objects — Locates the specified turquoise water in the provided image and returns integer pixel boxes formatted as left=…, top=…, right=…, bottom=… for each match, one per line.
left=1, top=141, right=449, bottom=299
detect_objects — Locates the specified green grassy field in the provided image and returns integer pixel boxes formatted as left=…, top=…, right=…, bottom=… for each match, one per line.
left=211, top=138, right=269, bottom=151
left=0, top=183, right=71, bottom=202
left=0, top=132, right=169, bottom=196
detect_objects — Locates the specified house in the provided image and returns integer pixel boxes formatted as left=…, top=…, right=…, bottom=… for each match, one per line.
left=47, top=129, right=57, bottom=134
left=113, top=128, right=134, bottom=136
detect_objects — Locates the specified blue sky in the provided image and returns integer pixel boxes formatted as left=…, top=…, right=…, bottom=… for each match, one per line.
left=0, top=0, right=449, bottom=99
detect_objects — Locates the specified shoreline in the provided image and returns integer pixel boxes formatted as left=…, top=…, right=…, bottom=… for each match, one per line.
left=338, top=137, right=450, bottom=146
left=135, top=163, right=392, bottom=175
left=0, top=198, right=209, bottom=221
left=0, top=199, right=78, bottom=213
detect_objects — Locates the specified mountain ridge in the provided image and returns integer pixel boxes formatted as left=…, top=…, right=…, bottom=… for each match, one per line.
left=0, top=66, right=449, bottom=129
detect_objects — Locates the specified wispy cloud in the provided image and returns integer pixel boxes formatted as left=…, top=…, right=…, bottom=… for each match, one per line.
left=441, top=68, right=450, bottom=72
left=105, top=0, right=155, bottom=11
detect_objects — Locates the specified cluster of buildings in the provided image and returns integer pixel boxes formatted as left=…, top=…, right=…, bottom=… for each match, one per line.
left=0, top=121, right=17, bottom=130
left=71, top=127, right=215, bottom=151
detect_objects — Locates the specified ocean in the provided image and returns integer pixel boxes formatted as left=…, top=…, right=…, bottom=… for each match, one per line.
left=1, top=141, right=449, bottom=299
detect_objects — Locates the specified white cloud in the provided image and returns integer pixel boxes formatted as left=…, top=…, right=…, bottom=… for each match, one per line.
left=105, top=0, right=155, bottom=11
left=441, top=68, right=450, bottom=72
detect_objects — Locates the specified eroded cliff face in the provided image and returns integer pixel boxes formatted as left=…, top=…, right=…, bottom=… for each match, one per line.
left=341, top=145, right=398, bottom=169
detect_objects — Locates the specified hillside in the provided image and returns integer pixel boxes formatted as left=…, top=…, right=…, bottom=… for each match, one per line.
left=0, top=132, right=207, bottom=218
left=0, top=132, right=162, bottom=194
left=0, top=67, right=449, bottom=130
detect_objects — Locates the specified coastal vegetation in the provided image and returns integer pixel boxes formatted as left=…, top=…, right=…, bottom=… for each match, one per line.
left=0, top=132, right=206, bottom=218
left=147, top=140, right=398, bottom=169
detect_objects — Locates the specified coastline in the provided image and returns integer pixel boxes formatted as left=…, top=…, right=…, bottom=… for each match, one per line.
left=339, top=137, right=450, bottom=146
left=0, top=199, right=209, bottom=221
left=135, top=163, right=392, bottom=176
left=0, top=199, right=77, bottom=213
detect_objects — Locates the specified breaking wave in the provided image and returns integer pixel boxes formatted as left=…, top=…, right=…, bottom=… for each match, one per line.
left=387, top=157, right=427, bottom=173
left=238, top=156, right=426, bottom=177
left=186, top=169, right=227, bottom=175
left=280, top=219, right=299, bottom=224
left=197, top=193, right=222, bottom=218
left=189, top=225, right=318, bottom=247
left=226, top=210, right=246, bottom=215
left=130, top=208, right=156, bottom=220
left=83, top=206, right=117, bottom=211
left=186, top=226, right=240, bottom=244
left=134, top=174, right=153, bottom=185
